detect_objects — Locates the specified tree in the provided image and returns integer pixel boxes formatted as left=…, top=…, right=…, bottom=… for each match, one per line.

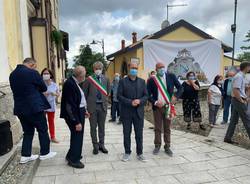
left=238, top=30, right=250, bottom=62
left=65, top=57, right=74, bottom=78
left=73, top=45, right=107, bottom=76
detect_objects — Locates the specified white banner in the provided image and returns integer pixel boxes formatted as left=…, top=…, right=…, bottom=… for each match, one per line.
left=143, top=39, right=222, bottom=83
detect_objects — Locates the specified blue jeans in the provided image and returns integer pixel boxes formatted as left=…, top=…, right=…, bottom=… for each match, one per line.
left=223, top=96, right=232, bottom=123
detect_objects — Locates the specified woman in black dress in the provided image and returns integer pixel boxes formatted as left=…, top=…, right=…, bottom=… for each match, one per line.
left=182, top=72, right=206, bottom=130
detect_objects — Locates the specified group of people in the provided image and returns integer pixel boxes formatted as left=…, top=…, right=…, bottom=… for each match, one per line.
left=206, top=62, right=250, bottom=145
left=9, top=57, right=250, bottom=170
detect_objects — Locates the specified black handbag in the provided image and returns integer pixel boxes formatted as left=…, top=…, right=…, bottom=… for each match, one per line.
left=0, top=120, right=13, bottom=156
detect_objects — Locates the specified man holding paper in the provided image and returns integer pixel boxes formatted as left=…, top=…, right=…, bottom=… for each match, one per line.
left=147, top=62, right=183, bottom=156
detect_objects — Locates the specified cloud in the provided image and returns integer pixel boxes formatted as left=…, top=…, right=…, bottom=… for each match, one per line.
left=59, top=0, right=169, bottom=18
left=59, top=0, right=250, bottom=66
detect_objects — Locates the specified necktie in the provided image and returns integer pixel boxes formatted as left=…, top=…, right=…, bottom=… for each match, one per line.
left=96, top=76, right=102, bottom=101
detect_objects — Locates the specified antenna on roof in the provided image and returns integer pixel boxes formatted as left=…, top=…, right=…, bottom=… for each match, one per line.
left=161, top=2, right=188, bottom=29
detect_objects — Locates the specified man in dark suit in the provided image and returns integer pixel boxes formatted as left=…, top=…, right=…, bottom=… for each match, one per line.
left=81, top=61, right=110, bottom=155
left=118, top=63, right=148, bottom=162
left=147, top=62, right=183, bottom=156
left=60, top=66, right=89, bottom=169
left=9, top=58, right=56, bottom=164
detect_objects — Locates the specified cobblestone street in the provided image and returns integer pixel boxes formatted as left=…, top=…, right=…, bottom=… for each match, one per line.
left=31, top=111, right=250, bottom=184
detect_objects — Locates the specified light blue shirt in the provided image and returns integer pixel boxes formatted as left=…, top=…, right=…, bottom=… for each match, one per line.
left=45, top=82, right=59, bottom=112
left=233, top=71, right=247, bottom=99
left=226, top=78, right=233, bottom=96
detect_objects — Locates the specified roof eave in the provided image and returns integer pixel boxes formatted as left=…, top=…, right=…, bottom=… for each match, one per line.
left=107, top=19, right=233, bottom=59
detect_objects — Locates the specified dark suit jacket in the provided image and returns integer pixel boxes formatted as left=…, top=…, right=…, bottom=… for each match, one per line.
left=81, top=75, right=110, bottom=113
left=60, top=77, right=84, bottom=125
left=9, top=65, right=50, bottom=116
left=147, top=72, right=183, bottom=110
left=118, top=77, right=148, bottom=120
left=223, top=78, right=231, bottom=98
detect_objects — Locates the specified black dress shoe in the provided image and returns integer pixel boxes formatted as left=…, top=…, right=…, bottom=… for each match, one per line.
left=66, top=155, right=82, bottom=161
left=224, top=139, right=238, bottom=145
left=164, top=147, right=173, bottom=157
left=153, top=146, right=160, bottom=155
left=199, top=124, right=206, bottom=131
left=68, top=161, right=85, bottom=169
left=65, top=156, right=82, bottom=162
left=93, top=148, right=99, bottom=155
left=99, top=146, right=108, bottom=154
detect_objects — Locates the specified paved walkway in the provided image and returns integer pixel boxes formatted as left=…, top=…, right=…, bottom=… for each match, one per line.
left=208, top=109, right=230, bottom=142
left=32, top=111, right=250, bottom=184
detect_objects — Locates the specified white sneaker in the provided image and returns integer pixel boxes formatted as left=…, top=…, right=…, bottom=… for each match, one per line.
left=121, top=154, right=131, bottom=162
left=20, top=154, right=39, bottom=164
left=137, top=154, right=148, bottom=162
left=39, top=151, right=57, bottom=160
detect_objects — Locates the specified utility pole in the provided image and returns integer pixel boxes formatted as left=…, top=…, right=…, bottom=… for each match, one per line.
left=167, top=3, right=188, bottom=23
left=231, top=0, right=237, bottom=66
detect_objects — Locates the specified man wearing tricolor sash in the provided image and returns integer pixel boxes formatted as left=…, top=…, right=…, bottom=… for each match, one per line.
left=147, top=62, right=183, bottom=156
left=81, top=61, right=110, bottom=155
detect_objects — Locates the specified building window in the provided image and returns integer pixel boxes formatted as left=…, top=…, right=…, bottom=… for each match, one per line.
left=121, top=60, right=128, bottom=77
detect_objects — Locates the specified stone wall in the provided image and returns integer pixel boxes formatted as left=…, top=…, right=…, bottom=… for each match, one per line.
left=0, top=83, right=22, bottom=144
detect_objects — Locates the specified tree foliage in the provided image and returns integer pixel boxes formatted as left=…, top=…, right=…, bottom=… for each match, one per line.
left=238, top=30, right=250, bottom=62
left=73, top=45, right=107, bottom=76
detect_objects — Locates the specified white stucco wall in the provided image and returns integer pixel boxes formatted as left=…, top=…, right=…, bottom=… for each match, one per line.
left=20, top=0, right=31, bottom=59
left=0, top=0, right=10, bottom=83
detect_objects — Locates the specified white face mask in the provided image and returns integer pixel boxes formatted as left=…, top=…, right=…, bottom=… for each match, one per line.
left=217, top=80, right=223, bottom=85
left=43, top=74, right=50, bottom=81
left=95, top=69, right=102, bottom=76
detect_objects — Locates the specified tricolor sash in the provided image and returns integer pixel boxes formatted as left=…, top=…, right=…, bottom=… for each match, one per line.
left=152, top=74, right=176, bottom=119
left=88, top=75, right=108, bottom=96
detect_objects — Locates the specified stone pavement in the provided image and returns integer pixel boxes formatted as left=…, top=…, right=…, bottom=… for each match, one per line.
left=208, top=109, right=230, bottom=142
left=31, top=111, right=250, bottom=184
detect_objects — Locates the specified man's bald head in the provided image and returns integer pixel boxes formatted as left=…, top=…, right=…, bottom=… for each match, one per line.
left=156, top=62, right=165, bottom=70
left=155, top=62, right=166, bottom=77
left=115, top=73, right=120, bottom=77
left=73, top=66, right=86, bottom=83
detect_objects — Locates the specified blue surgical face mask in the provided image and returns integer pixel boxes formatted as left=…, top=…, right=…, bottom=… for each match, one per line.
left=129, top=69, right=138, bottom=76
left=115, top=76, right=120, bottom=81
left=157, top=68, right=165, bottom=76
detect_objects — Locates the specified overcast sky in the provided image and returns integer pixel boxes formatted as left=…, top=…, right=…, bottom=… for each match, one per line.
left=59, top=0, right=250, bottom=65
